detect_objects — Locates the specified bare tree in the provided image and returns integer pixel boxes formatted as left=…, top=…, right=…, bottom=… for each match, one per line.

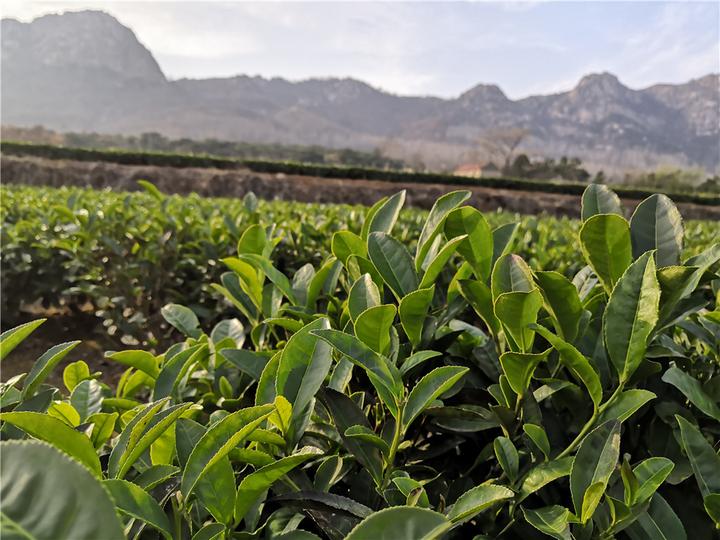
left=477, top=127, right=530, bottom=171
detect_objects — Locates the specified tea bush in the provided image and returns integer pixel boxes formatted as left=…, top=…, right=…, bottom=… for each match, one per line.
left=1, top=184, right=716, bottom=346
left=1, top=185, right=718, bottom=539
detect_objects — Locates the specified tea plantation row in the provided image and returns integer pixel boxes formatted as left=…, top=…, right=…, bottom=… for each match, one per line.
left=0, top=183, right=718, bottom=539
left=1, top=183, right=717, bottom=347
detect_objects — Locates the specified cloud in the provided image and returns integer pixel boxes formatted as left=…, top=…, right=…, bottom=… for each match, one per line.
left=2, top=1, right=717, bottom=97
left=608, top=2, right=719, bottom=86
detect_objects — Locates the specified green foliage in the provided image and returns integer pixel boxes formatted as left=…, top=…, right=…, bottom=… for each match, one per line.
left=1, top=185, right=719, bottom=539
left=3, top=184, right=716, bottom=346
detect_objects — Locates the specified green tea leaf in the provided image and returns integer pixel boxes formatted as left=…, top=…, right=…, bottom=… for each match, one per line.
left=137, top=179, right=164, bottom=200
left=103, top=479, right=172, bottom=539
left=0, top=441, right=124, bottom=540
left=523, top=505, right=573, bottom=540
left=332, top=231, right=366, bottom=265
left=361, top=195, right=389, bottom=240
left=191, top=523, right=225, bottom=540
left=22, top=341, right=80, bottom=398
left=444, top=206, right=493, bottom=281
left=318, top=388, right=383, bottom=486
left=63, top=360, right=90, bottom=392
left=533, top=325, right=602, bottom=408
left=107, top=350, right=160, bottom=379
left=523, top=423, right=551, bottom=460
left=492, top=222, right=519, bottom=267
left=155, top=344, right=207, bottom=399
left=70, top=379, right=104, bottom=422
left=355, top=305, right=396, bottom=354
left=662, top=366, right=720, bottom=421
left=704, top=494, right=720, bottom=526
left=400, top=350, right=442, bottom=377
left=117, top=402, right=192, bottom=479
left=447, top=484, right=514, bottom=523
left=234, top=448, right=321, bottom=523
left=494, top=436, right=520, bottom=483
left=491, top=253, right=535, bottom=299
left=367, top=190, right=405, bottom=236
left=344, top=425, right=390, bottom=456
left=368, top=232, right=419, bottom=300
left=499, top=349, right=549, bottom=396
left=312, top=329, right=402, bottom=418
left=0, top=411, right=102, bottom=477
left=632, top=457, right=674, bottom=504
left=625, top=493, right=686, bottom=540
left=181, top=403, right=274, bottom=498
left=348, top=274, right=382, bottom=322
left=535, top=271, right=583, bottom=342
left=630, top=194, right=683, bottom=267
left=676, top=415, right=720, bottom=498
left=346, top=506, right=450, bottom=540
left=419, top=235, right=466, bottom=289
left=570, top=420, right=621, bottom=522
left=404, top=366, right=468, bottom=430
left=87, top=412, right=117, bottom=449
left=581, top=184, right=622, bottom=221
left=0, top=319, right=45, bottom=362
left=238, top=223, right=267, bottom=256
left=161, top=303, right=202, bottom=339
left=597, top=389, right=656, bottom=424
left=175, top=418, right=236, bottom=524
left=494, top=289, right=543, bottom=352
left=237, top=254, right=298, bottom=305
left=519, top=457, right=573, bottom=501
left=276, top=318, right=333, bottom=446
left=399, top=287, right=434, bottom=348
left=416, top=190, right=470, bottom=271
left=579, top=214, right=632, bottom=294
left=459, top=279, right=502, bottom=337
left=604, top=252, right=660, bottom=382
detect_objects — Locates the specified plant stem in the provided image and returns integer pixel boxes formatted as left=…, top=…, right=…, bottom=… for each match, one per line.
left=557, top=383, right=624, bottom=459
left=172, top=495, right=183, bottom=540
left=382, top=405, right=405, bottom=489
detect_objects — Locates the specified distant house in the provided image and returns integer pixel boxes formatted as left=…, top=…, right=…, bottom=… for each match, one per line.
left=453, top=162, right=501, bottom=179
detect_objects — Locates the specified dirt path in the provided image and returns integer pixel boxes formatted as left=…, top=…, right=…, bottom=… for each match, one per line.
left=3, top=155, right=719, bottom=219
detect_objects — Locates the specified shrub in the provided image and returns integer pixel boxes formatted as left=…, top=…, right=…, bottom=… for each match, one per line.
left=1, top=185, right=719, bottom=538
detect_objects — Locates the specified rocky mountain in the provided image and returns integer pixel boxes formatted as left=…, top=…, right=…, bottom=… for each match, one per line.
left=2, top=10, right=718, bottom=173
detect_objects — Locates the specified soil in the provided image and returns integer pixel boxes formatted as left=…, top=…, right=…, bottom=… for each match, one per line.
left=3, top=155, right=719, bottom=219
left=1, top=312, right=127, bottom=387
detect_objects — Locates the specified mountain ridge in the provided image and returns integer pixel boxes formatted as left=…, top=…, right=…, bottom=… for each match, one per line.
left=2, top=10, right=718, bottom=174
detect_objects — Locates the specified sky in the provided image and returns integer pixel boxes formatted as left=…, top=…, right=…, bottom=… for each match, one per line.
left=2, top=1, right=718, bottom=99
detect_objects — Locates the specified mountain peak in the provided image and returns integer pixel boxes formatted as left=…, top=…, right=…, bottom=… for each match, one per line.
left=1, top=10, right=165, bottom=83
left=575, top=72, right=626, bottom=92
left=459, top=83, right=508, bottom=102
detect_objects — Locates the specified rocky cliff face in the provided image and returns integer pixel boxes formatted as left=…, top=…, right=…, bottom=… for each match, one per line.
left=2, top=11, right=718, bottom=173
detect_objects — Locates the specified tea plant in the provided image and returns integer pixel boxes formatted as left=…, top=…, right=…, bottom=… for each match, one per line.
left=1, top=185, right=718, bottom=539
left=2, top=184, right=716, bottom=346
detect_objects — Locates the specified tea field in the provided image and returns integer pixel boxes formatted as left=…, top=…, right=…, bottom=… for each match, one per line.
left=1, top=184, right=716, bottom=346
left=0, top=182, right=719, bottom=539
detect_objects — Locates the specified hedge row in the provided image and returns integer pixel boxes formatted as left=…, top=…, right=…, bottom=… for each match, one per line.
left=242, top=160, right=720, bottom=205
left=3, top=140, right=719, bottom=206
left=0, top=141, right=242, bottom=170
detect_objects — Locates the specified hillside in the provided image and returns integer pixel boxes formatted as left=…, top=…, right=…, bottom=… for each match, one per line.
left=2, top=10, right=718, bottom=173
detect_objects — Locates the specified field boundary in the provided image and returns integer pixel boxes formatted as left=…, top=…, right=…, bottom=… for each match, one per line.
left=3, top=153, right=720, bottom=220
left=2, top=140, right=718, bottom=206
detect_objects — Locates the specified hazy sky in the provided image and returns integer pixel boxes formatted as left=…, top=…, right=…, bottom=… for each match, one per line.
left=3, top=1, right=719, bottom=98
